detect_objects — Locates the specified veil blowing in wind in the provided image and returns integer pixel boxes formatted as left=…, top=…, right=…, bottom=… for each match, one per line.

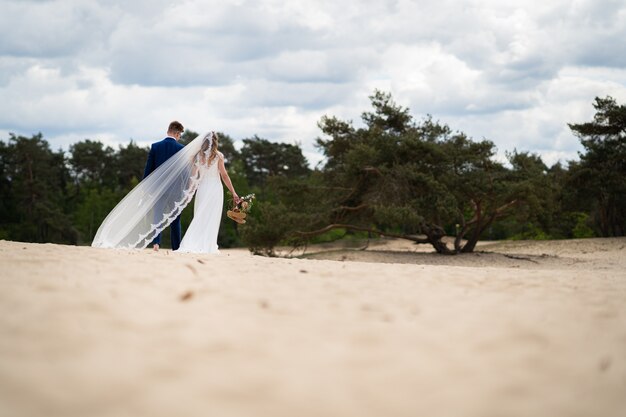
left=91, top=132, right=214, bottom=249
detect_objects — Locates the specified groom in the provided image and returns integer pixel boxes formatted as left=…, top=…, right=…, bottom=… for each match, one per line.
left=143, top=120, right=185, bottom=251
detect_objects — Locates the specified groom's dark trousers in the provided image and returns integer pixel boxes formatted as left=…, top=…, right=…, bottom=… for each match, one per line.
left=143, top=137, right=185, bottom=250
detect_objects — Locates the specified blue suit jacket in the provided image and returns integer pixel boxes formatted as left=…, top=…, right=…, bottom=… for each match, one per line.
left=143, top=137, right=185, bottom=179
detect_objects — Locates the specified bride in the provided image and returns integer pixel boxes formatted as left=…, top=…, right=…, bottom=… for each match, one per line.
left=91, top=131, right=240, bottom=253
left=177, top=133, right=239, bottom=253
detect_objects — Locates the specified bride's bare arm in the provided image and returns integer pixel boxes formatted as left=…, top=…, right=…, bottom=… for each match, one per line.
left=217, top=153, right=239, bottom=204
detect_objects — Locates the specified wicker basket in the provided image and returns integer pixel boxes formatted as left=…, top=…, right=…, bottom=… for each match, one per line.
left=227, top=209, right=247, bottom=224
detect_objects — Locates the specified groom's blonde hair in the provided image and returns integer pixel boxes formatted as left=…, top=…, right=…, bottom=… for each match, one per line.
left=167, top=121, right=184, bottom=135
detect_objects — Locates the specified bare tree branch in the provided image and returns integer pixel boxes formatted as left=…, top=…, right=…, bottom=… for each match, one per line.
left=331, top=204, right=369, bottom=212
left=295, top=224, right=430, bottom=244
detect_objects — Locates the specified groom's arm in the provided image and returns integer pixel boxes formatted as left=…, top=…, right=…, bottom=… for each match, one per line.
left=143, top=145, right=155, bottom=179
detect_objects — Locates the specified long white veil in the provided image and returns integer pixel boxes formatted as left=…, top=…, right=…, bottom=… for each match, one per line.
left=92, top=132, right=213, bottom=249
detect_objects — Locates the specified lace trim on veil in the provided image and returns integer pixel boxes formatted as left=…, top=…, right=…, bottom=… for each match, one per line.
left=129, top=160, right=203, bottom=249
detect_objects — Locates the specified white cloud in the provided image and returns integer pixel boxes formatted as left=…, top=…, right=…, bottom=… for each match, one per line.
left=1, top=0, right=625, bottom=168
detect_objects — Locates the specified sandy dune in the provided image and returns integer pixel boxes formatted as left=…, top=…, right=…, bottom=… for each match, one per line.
left=299, top=237, right=626, bottom=270
left=0, top=238, right=625, bottom=417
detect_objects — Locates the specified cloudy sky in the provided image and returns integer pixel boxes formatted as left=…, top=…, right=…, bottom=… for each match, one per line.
left=1, top=0, right=626, bottom=167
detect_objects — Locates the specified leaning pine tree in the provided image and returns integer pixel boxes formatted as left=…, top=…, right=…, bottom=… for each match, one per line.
left=243, top=91, right=530, bottom=255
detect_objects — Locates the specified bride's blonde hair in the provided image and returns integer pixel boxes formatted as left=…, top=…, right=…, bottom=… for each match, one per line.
left=197, top=133, right=219, bottom=166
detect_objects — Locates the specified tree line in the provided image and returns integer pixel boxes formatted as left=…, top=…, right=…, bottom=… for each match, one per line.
left=0, top=129, right=308, bottom=248
left=0, top=92, right=624, bottom=254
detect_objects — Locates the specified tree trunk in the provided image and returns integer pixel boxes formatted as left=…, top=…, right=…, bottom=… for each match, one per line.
left=423, top=225, right=457, bottom=255
left=462, top=227, right=482, bottom=253
left=428, top=237, right=456, bottom=255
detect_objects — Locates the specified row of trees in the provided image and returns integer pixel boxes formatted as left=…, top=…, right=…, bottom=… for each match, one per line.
left=1, top=92, right=624, bottom=253
left=0, top=130, right=309, bottom=247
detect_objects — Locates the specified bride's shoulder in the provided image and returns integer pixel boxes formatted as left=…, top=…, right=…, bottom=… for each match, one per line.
left=217, top=151, right=224, bottom=159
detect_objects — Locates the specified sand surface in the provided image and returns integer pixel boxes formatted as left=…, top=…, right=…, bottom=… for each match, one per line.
left=1, top=238, right=625, bottom=417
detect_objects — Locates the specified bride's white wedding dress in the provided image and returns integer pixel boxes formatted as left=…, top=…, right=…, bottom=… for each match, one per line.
left=177, top=155, right=224, bottom=254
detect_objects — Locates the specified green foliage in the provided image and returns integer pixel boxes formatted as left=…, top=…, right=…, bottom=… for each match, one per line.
left=304, top=92, right=522, bottom=253
left=240, top=136, right=310, bottom=186
left=68, top=140, right=115, bottom=187
left=243, top=92, right=626, bottom=255
left=568, top=96, right=626, bottom=236
left=362, top=90, right=413, bottom=133
left=508, top=224, right=552, bottom=241
left=73, top=187, right=121, bottom=244
left=308, top=227, right=348, bottom=244
left=571, top=212, right=596, bottom=239
left=115, top=141, right=148, bottom=189
left=66, top=139, right=147, bottom=244
left=240, top=201, right=301, bottom=256
left=1, top=133, right=78, bottom=243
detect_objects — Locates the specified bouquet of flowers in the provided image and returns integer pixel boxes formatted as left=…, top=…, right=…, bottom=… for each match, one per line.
left=227, top=193, right=256, bottom=224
